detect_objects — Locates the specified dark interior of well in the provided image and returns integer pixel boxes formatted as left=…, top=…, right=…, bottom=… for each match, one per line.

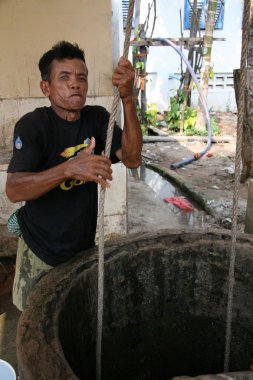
left=58, top=239, right=253, bottom=380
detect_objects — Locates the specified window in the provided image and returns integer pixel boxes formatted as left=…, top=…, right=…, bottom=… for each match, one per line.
left=184, top=0, right=225, bottom=30
left=122, top=0, right=135, bottom=30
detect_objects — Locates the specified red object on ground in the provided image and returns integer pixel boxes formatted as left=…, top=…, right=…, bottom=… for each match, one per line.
left=206, top=152, right=213, bottom=157
left=163, top=196, right=194, bottom=211
left=194, top=152, right=201, bottom=159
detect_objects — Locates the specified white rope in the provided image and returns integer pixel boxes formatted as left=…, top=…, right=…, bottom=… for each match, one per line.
left=224, top=0, right=250, bottom=371
left=96, top=1, right=135, bottom=379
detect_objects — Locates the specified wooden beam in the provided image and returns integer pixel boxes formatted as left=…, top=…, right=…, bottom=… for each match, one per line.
left=131, top=37, right=225, bottom=48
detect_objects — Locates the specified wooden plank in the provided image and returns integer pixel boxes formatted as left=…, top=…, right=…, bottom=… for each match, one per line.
left=147, top=125, right=168, bottom=136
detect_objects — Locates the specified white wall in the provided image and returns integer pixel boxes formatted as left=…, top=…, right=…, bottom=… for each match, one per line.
left=136, top=0, right=243, bottom=112
left=0, top=0, right=115, bottom=149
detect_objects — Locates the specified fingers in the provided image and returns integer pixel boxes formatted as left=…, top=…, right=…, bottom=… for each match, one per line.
left=113, top=57, right=134, bottom=77
left=112, top=58, right=135, bottom=98
left=93, top=161, right=113, bottom=181
left=70, top=152, right=113, bottom=186
left=84, top=136, right=96, bottom=154
left=113, top=62, right=134, bottom=78
left=118, top=56, right=133, bottom=68
left=86, top=160, right=113, bottom=188
left=95, top=175, right=111, bottom=189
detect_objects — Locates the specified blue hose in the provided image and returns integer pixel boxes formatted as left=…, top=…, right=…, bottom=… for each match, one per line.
left=153, top=38, right=212, bottom=170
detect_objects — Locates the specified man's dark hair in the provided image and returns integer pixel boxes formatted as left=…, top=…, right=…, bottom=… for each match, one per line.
left=38, top=41, right=86, bottom=81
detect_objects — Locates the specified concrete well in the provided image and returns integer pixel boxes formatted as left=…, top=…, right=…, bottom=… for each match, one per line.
left=17, top=229, right=253, bottom=380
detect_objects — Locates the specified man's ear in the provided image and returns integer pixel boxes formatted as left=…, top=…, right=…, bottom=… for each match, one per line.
left=40, top=80, right=50, bottom=97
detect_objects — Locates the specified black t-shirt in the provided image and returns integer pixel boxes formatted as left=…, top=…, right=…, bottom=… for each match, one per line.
left=8, top=106, right=122, bottom=266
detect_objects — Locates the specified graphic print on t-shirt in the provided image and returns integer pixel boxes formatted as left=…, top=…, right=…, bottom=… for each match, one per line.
left=14, top=136, right=23, bottom=150
left=60, top=137, right=91, bottom=158
left=59, top=138, right=90, bottom=191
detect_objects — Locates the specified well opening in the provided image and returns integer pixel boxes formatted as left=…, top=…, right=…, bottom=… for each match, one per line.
left=17, top=230, right=253, bottom=380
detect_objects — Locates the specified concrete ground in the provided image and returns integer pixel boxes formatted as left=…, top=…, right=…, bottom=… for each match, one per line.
left=140, top=112, right=248, bottom=233
left=128, top=113, right=247, bottom=234
left=0, top=112, right=251, bottom=377
left=127, top=173, right=181, bottom=233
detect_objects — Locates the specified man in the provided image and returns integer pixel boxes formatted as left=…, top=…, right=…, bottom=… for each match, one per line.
left=6, top=41, right=142, bottom=312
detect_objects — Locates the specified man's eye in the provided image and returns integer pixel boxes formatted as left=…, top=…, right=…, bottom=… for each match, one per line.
left=60, top=75, right=68, bottom=80
left=79, top=77, right=87, bottom=81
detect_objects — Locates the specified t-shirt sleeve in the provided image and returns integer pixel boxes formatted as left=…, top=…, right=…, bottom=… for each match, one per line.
left=110, top=123, right=123, bottom=164
left=95, top=107, right=122, bottom=164
left=7, top=115, right=44, bottom=173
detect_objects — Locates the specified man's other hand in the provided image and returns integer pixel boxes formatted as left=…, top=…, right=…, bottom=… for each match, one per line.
left=112, top=57, right=135, bottom=99
left=65, top=137, right=113, bottom=188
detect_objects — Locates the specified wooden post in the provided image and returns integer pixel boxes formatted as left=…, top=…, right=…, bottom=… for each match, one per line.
left=245, top=179, right=253, bottom=234
left=196, top=0, right=218, bottom=131
left=132, top=24, right=148, bottom=126
left=180, top=5, right=201, bottom=134
left=140, top=45, right=147, bottom=126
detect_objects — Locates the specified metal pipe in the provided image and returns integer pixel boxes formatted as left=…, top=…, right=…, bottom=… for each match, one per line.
left=153, top=38, right=212, bottom=170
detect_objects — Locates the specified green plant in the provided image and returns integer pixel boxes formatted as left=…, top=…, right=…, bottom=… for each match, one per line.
left=135, top=61, right=145, bottom=71
left=164, top=91, right=185, bottom=132
left=132, top=46, right=139, bottom=55
left=136, top=103, right=155, bottom=135
left=132, top=34, right=141, bottom=55
left=164, top=90, right=220, bottom=136
left=145, top=103, right=158, bottom=126
left=209, top=63, right=214, bottom=80
left=184, top=117, right=220, bottom=136
left=177, top=89, right=185, bottom=104
left=136, top=105, right=142, bottom=121
left=210, top=117, right=220, bottom=135
left=182, top=106, right=197, bottom=131
left=140, top=124, right=148, bottom=135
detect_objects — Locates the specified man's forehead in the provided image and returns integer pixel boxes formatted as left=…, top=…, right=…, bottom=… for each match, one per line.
left=51, top=58, right=88, bottom=74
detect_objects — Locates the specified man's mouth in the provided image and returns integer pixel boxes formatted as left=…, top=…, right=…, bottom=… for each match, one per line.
left=70, top=94, right=83, bottom=98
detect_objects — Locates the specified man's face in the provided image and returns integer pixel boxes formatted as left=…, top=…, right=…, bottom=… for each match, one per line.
left=41, top=58, right=88, bottom=113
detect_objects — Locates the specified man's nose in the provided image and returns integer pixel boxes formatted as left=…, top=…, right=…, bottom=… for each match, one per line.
left=69, top=77, right=80, bottom=89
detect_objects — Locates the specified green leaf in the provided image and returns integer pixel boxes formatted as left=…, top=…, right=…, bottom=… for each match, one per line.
left=135, top=61, right=144, bottom=70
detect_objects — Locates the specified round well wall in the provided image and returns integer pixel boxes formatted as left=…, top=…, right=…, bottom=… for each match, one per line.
left=17, top=230, right=253, bottom=380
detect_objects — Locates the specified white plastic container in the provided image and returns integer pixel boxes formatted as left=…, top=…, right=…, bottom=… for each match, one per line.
left=0, top=359, right=16, bottom=379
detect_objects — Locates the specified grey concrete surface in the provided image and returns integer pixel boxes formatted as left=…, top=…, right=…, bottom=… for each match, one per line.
left=127, top=174, right=180, bottom=233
